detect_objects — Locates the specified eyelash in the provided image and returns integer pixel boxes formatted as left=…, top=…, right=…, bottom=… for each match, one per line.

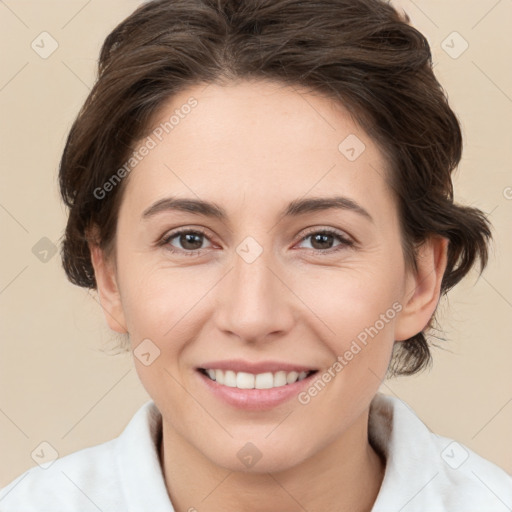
left=159, top=227, right=355, bottom=257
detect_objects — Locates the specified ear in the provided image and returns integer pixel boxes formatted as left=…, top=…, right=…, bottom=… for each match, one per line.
left=89, top=237, right=128, bottom=334
left=394, top=236, right=449, bottom=342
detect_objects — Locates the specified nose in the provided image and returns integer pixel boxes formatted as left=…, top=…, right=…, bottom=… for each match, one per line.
left=214, top=241, right=295, bottom=344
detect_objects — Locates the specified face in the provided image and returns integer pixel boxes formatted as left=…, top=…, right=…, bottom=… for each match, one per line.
left=92, top=80, right=444, bottom=473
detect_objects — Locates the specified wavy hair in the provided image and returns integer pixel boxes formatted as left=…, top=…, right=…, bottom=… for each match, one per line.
left=58, top=0, right=492, bottom=376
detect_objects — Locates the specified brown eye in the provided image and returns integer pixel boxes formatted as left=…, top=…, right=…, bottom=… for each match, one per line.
left=297, top=229, right=354, bottom=253
left=162, top=229, right=213, bottom=255
left=309, top=232, right=336, bottom=250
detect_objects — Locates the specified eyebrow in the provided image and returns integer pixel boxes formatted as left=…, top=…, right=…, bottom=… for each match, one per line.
left=142, top=195, right=373, bottom=223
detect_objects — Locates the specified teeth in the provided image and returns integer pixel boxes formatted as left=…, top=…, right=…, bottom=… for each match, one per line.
left=224, top=370, right=237, bottom=387
left=274, top=371, right=287, bottom=387
left=237, top=371, right=255, bottom=389
left=255, top=372, right=274, bottom=389
left=286, top=371, right=299, bottom=384
left=203, top=369, right=314, bottom=389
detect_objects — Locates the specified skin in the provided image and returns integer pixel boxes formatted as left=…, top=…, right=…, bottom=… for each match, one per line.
left=90, top=80, right=448, bottom=512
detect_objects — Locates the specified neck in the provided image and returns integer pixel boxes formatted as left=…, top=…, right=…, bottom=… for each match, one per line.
left=159, top=408, right=385, bottom=512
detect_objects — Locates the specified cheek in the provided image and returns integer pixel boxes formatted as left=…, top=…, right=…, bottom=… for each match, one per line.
left=299, top=265, right=402, bottom=335
left=117, top=260, right=220, bottom=360
left=116, top=247, right=184, bottom=328
left=120, top=267, right=199, bottom=402
left=293, top=262, right=403, bottom=376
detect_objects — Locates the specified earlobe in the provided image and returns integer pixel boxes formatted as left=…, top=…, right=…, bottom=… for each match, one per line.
left=89, top=241, right=128, bottom=334
left=394, top=236, right=449, bottom=342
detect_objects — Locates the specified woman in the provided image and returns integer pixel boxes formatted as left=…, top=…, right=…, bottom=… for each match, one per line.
left=1, top=0, right=510, bottom=510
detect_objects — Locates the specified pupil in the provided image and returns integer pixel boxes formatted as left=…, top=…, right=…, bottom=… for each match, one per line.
left=182, top=233, right=202, bottom=250
left=312, top=233, right=332, bottom=249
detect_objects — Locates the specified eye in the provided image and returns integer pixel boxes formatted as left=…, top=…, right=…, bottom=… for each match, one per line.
left=160, top=228, right=213, bottom=256
left=296, top=228, right=354, bottom=253
left=159, top=226, right=355, bottom=257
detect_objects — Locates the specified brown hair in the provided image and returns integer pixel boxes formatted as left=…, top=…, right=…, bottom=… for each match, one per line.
left=58, top=0, right=492, bottom=376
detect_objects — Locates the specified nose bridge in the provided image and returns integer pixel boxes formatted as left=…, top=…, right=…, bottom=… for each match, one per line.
left=215, top=236, right=293, bottom=342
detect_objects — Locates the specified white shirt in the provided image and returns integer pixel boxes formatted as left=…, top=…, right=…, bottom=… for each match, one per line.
left=1, top=392, right=511, bottom=511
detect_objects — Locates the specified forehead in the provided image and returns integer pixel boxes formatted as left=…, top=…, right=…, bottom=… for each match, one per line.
left=122, top=80, right=393, bottom=221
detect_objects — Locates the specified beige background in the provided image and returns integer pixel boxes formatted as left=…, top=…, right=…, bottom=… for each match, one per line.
left=0, top=0, right=511, bottom=487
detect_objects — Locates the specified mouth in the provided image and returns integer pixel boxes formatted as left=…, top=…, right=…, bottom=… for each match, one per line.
left=198, top=368, right=318, bottom=390
left=195, top=359, right=320, bottom=410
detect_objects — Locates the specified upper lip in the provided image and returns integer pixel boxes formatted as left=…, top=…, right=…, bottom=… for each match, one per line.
left=198, top=359, right=318, bottom=374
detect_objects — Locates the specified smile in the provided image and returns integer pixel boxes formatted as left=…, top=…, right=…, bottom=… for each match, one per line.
left=196, top=359, right=320, bottom=410
left=199, top=368, right=317, bottom=390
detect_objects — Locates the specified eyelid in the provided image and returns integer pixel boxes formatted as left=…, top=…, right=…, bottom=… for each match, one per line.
left=297, top=226, right=354, bottom=244
left=159, top=226, right=214, bottom=248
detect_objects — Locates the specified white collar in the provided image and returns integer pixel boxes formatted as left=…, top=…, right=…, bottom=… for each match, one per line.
left=113, top=392, right=512, bottom=511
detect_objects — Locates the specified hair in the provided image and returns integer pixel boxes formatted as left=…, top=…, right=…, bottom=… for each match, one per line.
left=58, top=0, right=492, bottom=377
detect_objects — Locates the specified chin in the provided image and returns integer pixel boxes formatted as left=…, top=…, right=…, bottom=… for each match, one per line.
left=197, top=434, right=313, bottom=475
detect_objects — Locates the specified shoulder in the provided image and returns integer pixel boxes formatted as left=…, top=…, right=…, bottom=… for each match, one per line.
left=0, top=401, right=171, bottom=512
left=0, top=437, right=122, bottom=511
left=370, top=393, right=512, bottom=511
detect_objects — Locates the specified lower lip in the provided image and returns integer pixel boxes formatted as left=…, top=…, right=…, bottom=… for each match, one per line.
left=196, top=370, right=317, bottom=411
